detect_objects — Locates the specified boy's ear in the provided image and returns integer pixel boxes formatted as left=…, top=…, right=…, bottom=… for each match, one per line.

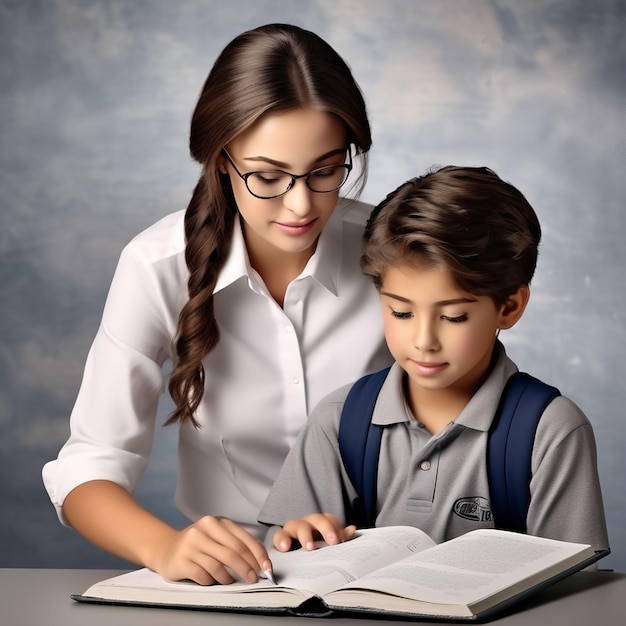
left=497, top=285, right=530, bottom=330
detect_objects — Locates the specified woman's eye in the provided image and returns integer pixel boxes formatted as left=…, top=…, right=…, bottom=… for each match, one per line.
left=252, top=172, right=284, bottom=185
left=441, top=314, right=468, bottom=323
left=311, top=166, right=338, bottom=178
left=391, top=310, right=413, bottom=319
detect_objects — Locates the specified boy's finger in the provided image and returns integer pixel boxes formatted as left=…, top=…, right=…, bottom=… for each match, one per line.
left=342, top=524, right=357, bottom=541
left=273, top=528, right=294, bottom=552
left=305, top=513, right=345, bottom=545
left=296, top=524, right=317, bottom=551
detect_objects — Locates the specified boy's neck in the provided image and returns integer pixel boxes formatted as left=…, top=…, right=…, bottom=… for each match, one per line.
left=403, top=346, right=498, bottom=434
left=405, top=383, right=471, bottom=435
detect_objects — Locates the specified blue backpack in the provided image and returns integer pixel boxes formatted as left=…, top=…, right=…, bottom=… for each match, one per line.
left=337, top=368, right=560, bottom=532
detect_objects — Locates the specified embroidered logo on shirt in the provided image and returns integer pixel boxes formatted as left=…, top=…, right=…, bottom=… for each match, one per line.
left=453, top=496, right=493, bottom=522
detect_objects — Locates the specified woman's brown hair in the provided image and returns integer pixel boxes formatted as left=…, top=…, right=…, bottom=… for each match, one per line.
left=167, top=24, right=372, bottom=426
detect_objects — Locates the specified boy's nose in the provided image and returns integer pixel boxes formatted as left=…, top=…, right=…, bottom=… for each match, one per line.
left=413, top=320, right=439, bottom=352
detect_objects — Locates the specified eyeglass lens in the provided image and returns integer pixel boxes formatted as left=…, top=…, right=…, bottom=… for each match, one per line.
left=246, top=165, right=350, bottom=199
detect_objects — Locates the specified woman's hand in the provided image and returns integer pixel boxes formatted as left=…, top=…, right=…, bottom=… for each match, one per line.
left=272, top=513, right=356, bottom=552
left=156, top=516, right=273, bottom=586
left=63, top=482, right=271, bottom=586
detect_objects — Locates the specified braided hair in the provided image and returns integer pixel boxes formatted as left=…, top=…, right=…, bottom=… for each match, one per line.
left=167, top=24, right=372, bottom=425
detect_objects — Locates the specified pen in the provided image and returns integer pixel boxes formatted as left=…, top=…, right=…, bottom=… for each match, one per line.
left=262, top=567, right=277, bottom=585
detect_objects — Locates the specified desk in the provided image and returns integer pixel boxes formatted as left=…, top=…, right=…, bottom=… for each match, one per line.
left=1, top=568, right=624, bottom=626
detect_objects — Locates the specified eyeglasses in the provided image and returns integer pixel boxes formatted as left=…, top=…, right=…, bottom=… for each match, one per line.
left=222, top=148, right=353, bottom=199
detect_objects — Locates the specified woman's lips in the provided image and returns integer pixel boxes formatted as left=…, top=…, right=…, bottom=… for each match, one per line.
left=274, top=218, right=318, bottom=236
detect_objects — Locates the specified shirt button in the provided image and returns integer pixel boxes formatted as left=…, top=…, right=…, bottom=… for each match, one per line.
left=419, top=460, right=431, bottom=471
left=285, top=325, right=294, bottom=333
left=292, top=377, right=300, bottom=385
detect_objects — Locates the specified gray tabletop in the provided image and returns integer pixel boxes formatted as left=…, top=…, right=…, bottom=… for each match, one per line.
left=2, top=568, right=625, bottom=626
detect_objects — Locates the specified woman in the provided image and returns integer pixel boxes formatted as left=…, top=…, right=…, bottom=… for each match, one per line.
left=42, top=23, right=391, bottom=585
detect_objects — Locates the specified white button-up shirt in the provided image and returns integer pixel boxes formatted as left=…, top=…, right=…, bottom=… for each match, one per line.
left=42, top=199, right=391, bottom=537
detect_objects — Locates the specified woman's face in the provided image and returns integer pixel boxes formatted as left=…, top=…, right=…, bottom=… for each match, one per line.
left=221, top=108, right=349, bottom=266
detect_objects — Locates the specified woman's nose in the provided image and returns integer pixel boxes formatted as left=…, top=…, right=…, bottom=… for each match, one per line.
left=282, top=178, right=313, bottom=217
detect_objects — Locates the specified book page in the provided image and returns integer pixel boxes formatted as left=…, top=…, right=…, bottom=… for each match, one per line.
left=86, top=567, right=275, bottom=597
left=83, top=526, right=435, bottom=605
left=268, top=525, right=436, bottom=598
left=330, top=529, right=593, bottom=606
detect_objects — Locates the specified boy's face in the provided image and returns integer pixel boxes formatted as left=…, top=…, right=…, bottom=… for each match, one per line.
left=379, top=264, right=509, bottom=401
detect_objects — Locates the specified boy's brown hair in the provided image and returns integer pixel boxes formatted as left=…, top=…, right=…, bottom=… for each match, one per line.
left=361, top=166, right=541, bottom=307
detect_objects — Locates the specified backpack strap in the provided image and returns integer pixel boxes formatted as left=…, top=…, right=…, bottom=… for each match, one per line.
left=339, top=368, right=561, bottom=533
left=487, top=372, right=561, bottom=532
left=338, top=367, right=391, bottom=527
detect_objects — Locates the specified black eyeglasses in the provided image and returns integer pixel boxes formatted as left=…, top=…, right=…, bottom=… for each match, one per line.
left=222, top=148, right=353, bottom=199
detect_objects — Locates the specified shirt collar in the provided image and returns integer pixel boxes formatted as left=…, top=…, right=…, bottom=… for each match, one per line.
left=296, top=209, right=341, bottom=296
left=372, top=363, right=414, bottom=426
left=213, top=217, right=250, bottom=294
left=453, top=341, right=518, bottom=432
left=213, top=211, right=343, bottom=297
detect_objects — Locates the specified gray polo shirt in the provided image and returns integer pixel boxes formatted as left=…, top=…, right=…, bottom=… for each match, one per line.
left=259, top=343, right=609, bottom=552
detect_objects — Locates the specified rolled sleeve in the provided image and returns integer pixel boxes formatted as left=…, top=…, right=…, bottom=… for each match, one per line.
left=42, top=243, right=171, bottom=526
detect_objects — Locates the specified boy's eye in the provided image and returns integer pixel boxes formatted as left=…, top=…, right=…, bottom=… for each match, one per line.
left=391, top=310, right=413, bottom=319
left=441, top=314, right=468, bottom=323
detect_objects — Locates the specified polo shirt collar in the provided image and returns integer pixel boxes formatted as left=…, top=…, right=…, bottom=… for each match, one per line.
left=213, top=211, right=342, bottom=296
left=372, top=363, right=414, bottom=426
left=454, top=342, right=517, bottom=432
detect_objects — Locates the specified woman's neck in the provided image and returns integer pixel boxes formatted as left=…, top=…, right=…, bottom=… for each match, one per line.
left=245, top=233, right=317, bottom=308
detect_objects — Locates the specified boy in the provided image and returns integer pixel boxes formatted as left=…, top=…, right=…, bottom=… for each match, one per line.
left=259, top=166, right=609, bottom=556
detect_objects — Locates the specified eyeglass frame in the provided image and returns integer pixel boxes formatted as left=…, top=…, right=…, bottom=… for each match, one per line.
left=221, top=147, right=353, bottom=199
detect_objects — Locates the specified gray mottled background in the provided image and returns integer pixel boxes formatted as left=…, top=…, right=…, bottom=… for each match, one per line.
left=1, top=0, right=624, bottom=572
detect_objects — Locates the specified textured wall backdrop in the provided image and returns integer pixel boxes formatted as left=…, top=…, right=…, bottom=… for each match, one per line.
left=1, top=0, right=625, bottom=571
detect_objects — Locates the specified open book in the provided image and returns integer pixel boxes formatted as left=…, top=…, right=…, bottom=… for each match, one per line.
left=73, top=526, right=607, bottom=620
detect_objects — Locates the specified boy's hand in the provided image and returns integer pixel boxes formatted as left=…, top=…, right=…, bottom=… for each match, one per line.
left=273, top=513, right=357, bottom=552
